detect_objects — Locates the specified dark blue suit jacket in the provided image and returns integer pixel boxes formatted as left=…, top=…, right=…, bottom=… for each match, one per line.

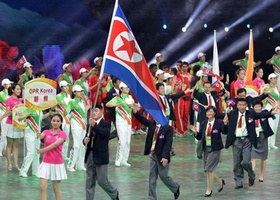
left=225, top=109, right=273, bottom=149
left=84, top=118, right=111, bottom=165
left=257, top=110, right=274, bottom=139
left=193, top=89, right=220, bottom=123
left=134, top=112, right=173, bottom=164
left=195, top=119, right=227, bottom=151
left=160, top=91, right=185, bottom=121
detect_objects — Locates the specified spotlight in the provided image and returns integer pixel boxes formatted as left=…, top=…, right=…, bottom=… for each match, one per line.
left=247, top=24, right=250, bottom=29
left=269, top=27, right=274, bottom=32
left=224, top=27, right=229, bottom=32
left=204, top=23, right=208, bottom=28
left=163, top=24, right=167, bottom=29
left=182, top=27, right=187, bottom=32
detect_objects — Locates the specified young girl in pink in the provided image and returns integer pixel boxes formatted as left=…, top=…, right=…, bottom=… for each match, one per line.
left=5, top=84, right=23, bottom=170
left=233, top=69, right=246, bottom=97
left=37, top=114, right=67, bottom=200
left=252, top=67, right=265, bottom=90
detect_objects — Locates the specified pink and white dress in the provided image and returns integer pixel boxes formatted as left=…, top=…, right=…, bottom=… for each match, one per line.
left=37, top=129, right=67, bottom=180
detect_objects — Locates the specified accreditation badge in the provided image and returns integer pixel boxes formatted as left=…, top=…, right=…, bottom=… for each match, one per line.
left=182, top=83, right=186, bottom=91
left=206, top=136, right=211, bottom=146
left=236, top=129, right=243, bottom=137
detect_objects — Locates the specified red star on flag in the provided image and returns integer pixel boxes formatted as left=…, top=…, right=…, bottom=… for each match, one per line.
left=116, top=35, right=140, bottom=60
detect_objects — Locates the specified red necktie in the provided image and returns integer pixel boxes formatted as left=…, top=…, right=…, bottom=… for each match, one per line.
left=238, top=115, right=243, bottom=128
left=255, top=119, right=259, bottom=127
left=207, top=123, right=212, bottom=136
left=164, top=97, right=168, bottom=108
left=208, top=95, right=212, bottom=106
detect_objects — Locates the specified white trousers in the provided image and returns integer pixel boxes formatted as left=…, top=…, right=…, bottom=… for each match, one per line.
left=20, top=127, right=40, bottom=175
left=62, top=122, right=70, bottom=159
left=67, top=120, right=85, bottom=169
left=265, top=104, right=279, bottom=148
left=0, top=117, right=8, bottom=155
left=115, top=115, right=131, bottom=165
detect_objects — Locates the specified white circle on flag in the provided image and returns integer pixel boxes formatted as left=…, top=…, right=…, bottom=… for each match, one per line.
left=113, top=31, right=142, bottom=63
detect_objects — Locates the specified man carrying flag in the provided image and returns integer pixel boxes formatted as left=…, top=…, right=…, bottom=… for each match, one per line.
left=99, top=0, right=167, bottom=127
left=99, top=1, right=180, bottom=199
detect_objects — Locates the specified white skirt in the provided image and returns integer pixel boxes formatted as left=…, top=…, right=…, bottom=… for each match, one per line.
left=6, top=124, right=24, bottom=139
left=37, top=162, right=67, bottom=181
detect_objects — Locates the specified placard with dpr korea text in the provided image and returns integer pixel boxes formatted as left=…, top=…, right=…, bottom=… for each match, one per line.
left=24, top=78, right=57, bottom=110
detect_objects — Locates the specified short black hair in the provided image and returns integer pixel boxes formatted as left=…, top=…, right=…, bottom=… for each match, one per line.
left=205, top=106, right=217, bottom=117
left=182, top=61, right=189, bottom=66
left=35, top=71, right=46, bottom=78
left=149, top=63, right=157, bottom=69
left=112, top=77, right=120, bottom=85
left=237, top=98, right=247, bottom=104
left=203, top=82, right=211, bottom=87
left=252, top=99, right=263, bottom=108
left=156, top=82, right=164, bottom=90
left=159, top=62, right=169, bottom=70
left=95, top=104, right=103, bottom=110
left=170, top=68, right=178, bottom=75
left=237, top=88, right=247, bottom=95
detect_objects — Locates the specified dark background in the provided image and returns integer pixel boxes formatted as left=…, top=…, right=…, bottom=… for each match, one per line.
left=0, top=0, right=279, bottom=81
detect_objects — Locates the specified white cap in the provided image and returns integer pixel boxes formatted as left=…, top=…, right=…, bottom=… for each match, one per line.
left=245, top=50, right=249, bottom=55
left=197, top=52, right=206, bottom=59
left=94, top=57, right=101, bottom=64
left=164, top=73, right=174, bottom=80
left=1, top=78, right=13, bottom=86
left=59, top=80, right=69, bottom=88
left=268, top=73, right=278, bottom=80
left=155, top=69, right=164, bottom=77
left=62, top=63, right=72, bottom=70
left=155, top=53, right=162, bottom=59
left=23, top=62, right=32, bottom=68
left=196, top=70, right=203, bottom=77
left=275, top=46, right=280, bottom=53
left=79, top=68, right=88, bottom=74
left=119, top=82, right=128, bottom=89
left=72, top=85, right=83, bottom=92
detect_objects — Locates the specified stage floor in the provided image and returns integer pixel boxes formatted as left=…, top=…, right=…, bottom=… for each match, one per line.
left=0, top=133, right=279, bottom=200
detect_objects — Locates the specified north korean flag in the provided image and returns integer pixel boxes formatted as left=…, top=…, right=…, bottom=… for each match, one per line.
left=100, top=2, right=167, bottom=125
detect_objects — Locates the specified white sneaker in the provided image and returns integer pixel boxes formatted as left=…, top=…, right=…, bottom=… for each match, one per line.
left=115, top=162, right=121, bottom=167
left=77, top=167, right=86, bottom=171
left=67, top=168, right=76, bottom=172
left=19, top=173, right=28, bottom=178
left=270, top=146, right=278, bottom=150
left=122, top=162, right=131, bottom=167
left=136, top=129, right=146, bottom=135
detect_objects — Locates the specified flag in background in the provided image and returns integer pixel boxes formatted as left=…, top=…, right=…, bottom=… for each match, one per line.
left=245, top=29, right=254, bottom=85
left=202, top=67, right=219, bottom=78
left=100, top=0, right=167, bottom=126
left=16, top=55, right=27, bottom=68
left=212, top=30, right=220, bottom=84
left=226, top=98, right=236, bottom=108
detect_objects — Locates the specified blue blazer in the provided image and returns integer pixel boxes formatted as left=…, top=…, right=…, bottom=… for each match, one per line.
left=195, top=119, right=227, bottom=151
left=225, top=109, right=273, bottom=149
left=134, top=112, right=173, bottom=164
left=84, top=118, right=111, bottom=165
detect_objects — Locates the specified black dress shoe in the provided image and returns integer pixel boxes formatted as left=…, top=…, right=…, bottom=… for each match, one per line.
left=174, top=185, right=180, bottom=199
left=249, top=177, right=255, bottom=186
left=115, top=191, right=119, bottom=200
left=204, top=190, right=212, bottom=197
left=235, top=185, right=243, bottom=189
left=218, top=179, right=225, bottom=192
left=171, top=152, right=176, bottom=156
